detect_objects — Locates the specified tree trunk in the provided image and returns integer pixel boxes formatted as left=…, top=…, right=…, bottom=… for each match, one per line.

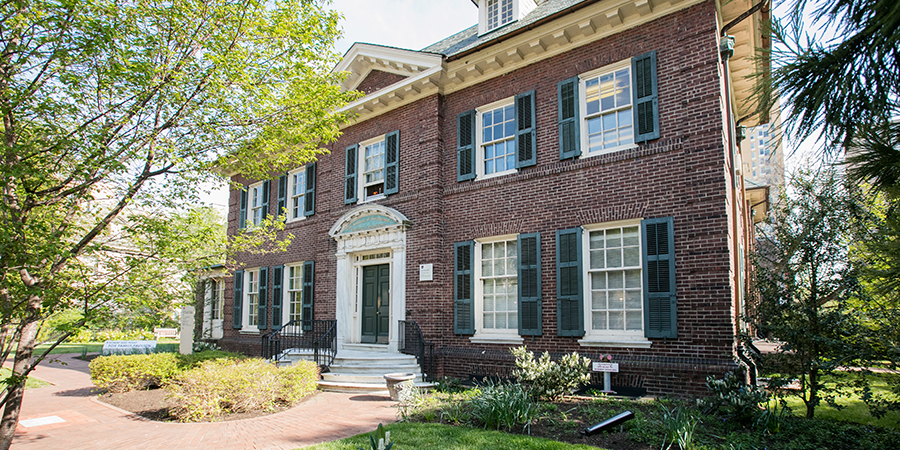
left=0, top=316, right=39, bottom=450
left=807, top=367, right=818, bottom=419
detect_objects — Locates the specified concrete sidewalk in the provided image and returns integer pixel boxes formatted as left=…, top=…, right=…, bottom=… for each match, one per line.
left=7, top=353, right=397, bottom=449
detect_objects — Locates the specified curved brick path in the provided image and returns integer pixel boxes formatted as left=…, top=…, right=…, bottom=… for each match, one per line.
left=8, top=353, right=397, bottom=450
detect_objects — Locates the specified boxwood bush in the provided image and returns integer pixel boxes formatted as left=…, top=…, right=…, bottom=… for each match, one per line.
left=89, top=350, right=243, bottom=392
left=166, top=359, right=319, bottom=422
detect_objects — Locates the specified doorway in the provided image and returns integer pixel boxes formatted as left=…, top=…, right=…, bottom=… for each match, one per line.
left=361, top=263, right=390, bottom=344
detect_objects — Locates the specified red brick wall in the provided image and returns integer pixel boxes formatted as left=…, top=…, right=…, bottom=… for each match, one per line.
left=356, top=70, right=408, bottom=96
left=222, top=0, right=740, bottom=395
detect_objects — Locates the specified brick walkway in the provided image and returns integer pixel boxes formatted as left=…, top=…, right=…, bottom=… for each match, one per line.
left=7, top=353, right=397, bottom=450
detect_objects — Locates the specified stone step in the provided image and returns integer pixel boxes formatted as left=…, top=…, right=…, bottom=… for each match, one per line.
left=322, top=372, right=425, bottom=384
left=327, top=363, right=421, bottom=375
left=317, top=380, right=435, bottom=395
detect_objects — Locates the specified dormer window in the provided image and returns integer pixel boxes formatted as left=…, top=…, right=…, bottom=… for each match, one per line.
left=486, top=0, right=513, bottom=31
left=479, top=0, right=535, bottom=35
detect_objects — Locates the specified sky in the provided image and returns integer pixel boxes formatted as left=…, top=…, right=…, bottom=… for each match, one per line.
left=200, top=0, right=475, bottom=208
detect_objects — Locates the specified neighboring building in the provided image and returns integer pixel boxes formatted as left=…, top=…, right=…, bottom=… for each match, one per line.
left=219, top=0, right=770, bottom=396
left=741, top=122, right=784, bottom=189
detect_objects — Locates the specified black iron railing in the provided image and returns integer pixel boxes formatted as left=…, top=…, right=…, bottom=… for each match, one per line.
left=398, top=320, right=435, bottom=382
left=262, top=319, right=337, bottom=368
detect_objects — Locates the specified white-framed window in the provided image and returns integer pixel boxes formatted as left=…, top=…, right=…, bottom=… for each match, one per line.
left=583, top=221, right=644, bottom=340
left=360, top=136, right=385, bottom=201
left=286, top=263, right=304, bottom=324
left=249, top=182, right=265, bottom=226
left=486, top=0, right=514, bottom=31
left=477, top=98, right=517, bottom=178
left=287, top=167, right=306, bottom=221
left=472, top=235, right=521, bottom=342
left=245, top=269, right=259, bottom=329
left=207, top=278, right=224, bottom=321
left=580, top=60, right=635, bottom=156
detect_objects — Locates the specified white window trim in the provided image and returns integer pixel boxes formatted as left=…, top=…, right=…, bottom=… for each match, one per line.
left=286, top=167, right=307, bottom=223
left=358, top=135, right=386, bottom=203
left=479, top=0, right=517, bottom=35
left=578, top=219, right=650, bottom=347
left=475, top=97, right=517, bottom=180
left=469, top=234, right=524, bottom=344
left=283, top=262, right=304, bottom=326
left=241, top=268, right=260, bottom=334
left=248, top=181, right=265, bottom=226
left=578, top=59, right=638, bottom=158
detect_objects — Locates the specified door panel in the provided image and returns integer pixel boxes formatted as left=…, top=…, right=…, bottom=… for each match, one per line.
left=361, top=264, right=390, bottom=344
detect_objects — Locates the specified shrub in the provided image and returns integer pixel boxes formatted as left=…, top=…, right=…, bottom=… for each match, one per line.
left=658, top=403, right=700, bottom=450
left=469, top=380, right=538, bottom=432
left=89, top=352, right=181, bottom=392
left=511, top=346, right=591, bottom=401
left=701, top=370, right=769, bottom=426
left=166, top=358, right=319, bottom=422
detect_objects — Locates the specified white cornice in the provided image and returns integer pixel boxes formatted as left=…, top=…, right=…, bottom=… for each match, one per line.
left=334, top=43, right=443, bottom=92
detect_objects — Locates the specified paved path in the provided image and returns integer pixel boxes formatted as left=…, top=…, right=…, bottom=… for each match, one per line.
left=7, top=354, right=397, bottom=449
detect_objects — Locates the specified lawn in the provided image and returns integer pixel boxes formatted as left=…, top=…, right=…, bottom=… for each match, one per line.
left=778, top=372, right=900, bottom=429
left=302, top=422, right=602, bottom=450
left=0, top=367, right=51, bottom=390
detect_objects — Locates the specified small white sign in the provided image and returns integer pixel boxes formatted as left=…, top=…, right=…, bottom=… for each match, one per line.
left=592, top=362, right=619, bottom=373
left=102, top=340, right=157, bottom=355
left=419, top=263, right=434, bottom=281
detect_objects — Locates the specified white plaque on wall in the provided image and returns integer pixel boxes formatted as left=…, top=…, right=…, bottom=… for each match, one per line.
left=419, top=263, right=433, bottom=281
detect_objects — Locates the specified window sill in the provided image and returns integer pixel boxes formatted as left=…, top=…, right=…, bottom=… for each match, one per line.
left=287, top=216, right=307, bottom=224
left=239, top=328, right=259, bottom=335
left=469, top=335, right=524, bottom=345
left=582, top=143, right=638, bottom=159
left=577, top=338, right=651, bottom=349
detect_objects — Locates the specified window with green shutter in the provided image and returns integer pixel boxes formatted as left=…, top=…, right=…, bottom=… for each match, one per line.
left=257, top=266, right=268, bottom=330
left=301, top=261, right=315, bottom=331
left=384, top=131, right=399, bottom=195
left=556, top=228, right=584, bottom=336
left=232, top=270, right=243, bottom=329
left=272, top=265, right=283, bottom=328
left=238, top=189, right=247, bottom=230
left=558, top=77, right=580, bottom=160
left=454, top=241, right=475, bottom=334
left=457, top=111, right=476, bottom=182
left=344, top=144, right=358, bottom=204
left=518, top=233, right=541, bottom=336
left=632, top=51, right=659, bottom=142
left=277, top=175, right=287, bottom=220
left=642, top=217, right=676, bottom=338
left=514, top=91, right=537, bottom=169
left=304, top=163, right=316, bottom=216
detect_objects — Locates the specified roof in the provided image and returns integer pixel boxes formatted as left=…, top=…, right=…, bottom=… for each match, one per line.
left=421, top=0, right=584, bottom=57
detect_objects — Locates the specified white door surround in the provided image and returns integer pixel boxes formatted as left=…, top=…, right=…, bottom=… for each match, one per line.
left=329, top=204, right=410, bottom=353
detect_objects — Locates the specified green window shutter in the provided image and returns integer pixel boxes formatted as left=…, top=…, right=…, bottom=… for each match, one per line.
left=514, top=90, right=537, bottom=169
left=457, top=110, right=476, bottom=182
left=238, top=188, right=247, bottom=230
left=277, top=175, right=287, bottom=220
left=642, top=217, right=676, bottom=338
left=632, top=50, right=660, bottom=142
left=556, top=228, right=584, bottom=336
left=454, top=241, right=475, bottom=334
left=344, top=144, right=358, bottom=204
left=302, top=261, right=314, bottom=331
left=272, top=265, right=283, bottom=328
left=257, top=266, right=268, bottom=330
left=558, top=76, right=580, bottom=160
left=518, top=233, right=542, bottom=336
left=384, top=130, right=400, bottom=195
left=261, top=180, right=270, bottom=221
left=232, top=270, right=244, bottom=329
left=304, top=163, right=316, bottom=217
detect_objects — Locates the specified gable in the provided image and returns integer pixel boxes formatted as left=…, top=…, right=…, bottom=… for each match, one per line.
left=356, top=70, right=409, bottom=96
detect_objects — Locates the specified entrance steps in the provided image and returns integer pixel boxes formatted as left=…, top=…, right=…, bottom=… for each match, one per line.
left=313, top=349, right=433, bottom=394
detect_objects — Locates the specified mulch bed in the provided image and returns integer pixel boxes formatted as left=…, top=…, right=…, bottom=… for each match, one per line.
left=97, top=388, right=297, bottom=422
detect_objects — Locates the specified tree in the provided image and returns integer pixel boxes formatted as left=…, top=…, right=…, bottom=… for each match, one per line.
left=750, top=167, right=865, bottom=419
left=0, top=0, right=356, bottom=448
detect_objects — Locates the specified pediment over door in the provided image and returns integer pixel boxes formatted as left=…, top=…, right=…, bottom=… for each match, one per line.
left=329, top=204, right=411, bottom=240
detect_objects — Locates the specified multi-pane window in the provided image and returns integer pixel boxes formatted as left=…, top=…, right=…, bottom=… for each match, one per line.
left=247, top=270, right=259, bottom=327
left=287, top=265, right=303, bottom=323
left=587, top=226, right=642, bottom=332
left=584, top=67, right=633, bottom=153
left=486, top=0, right=513, bottom=31
left=288, top=169, right=306, bottom=220
left=480, top=239, right=518, bottom=331
left=363, top=139, right=385, bottom=199
left=208, top=278, right=224, bottom=321
left=249, top=183, right=265, bottom=225
left=481, top=104, right=516, bottom=175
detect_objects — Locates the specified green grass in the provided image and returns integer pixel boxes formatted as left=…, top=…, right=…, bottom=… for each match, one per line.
left=301, top=422, right=602, bottom=450
left=0, top=367, right=51, bottom=390
left=775, top=372, right=900, bottom=429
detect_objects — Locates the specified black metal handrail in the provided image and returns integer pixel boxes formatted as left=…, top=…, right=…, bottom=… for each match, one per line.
left=398, top=320, right=435, bottom=382
left=262, top=319, right=337, bottom=368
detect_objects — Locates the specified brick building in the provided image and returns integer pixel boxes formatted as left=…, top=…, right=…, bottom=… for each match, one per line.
left=217, top=0, right=768, bottom=396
